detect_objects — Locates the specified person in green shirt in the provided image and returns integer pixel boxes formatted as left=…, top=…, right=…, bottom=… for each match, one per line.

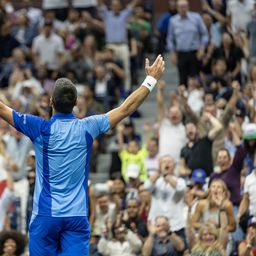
left=117, top=123, right=151, bottom=182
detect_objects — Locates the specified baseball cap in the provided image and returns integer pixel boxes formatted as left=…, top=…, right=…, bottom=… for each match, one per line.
left=191, top=169, right=207, bottom=184
left=248, top=217, right=256, bottom=228
left=242, top=123, right=256, bottom=140
left=126, top=164, right=140, bottom=179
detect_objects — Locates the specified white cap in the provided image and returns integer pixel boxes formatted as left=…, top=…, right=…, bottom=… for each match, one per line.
left=126, top=164, right=140, bottom=179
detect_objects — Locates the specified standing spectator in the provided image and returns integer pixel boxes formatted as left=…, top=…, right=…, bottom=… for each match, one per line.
left=0, top=171, right=14, bottom=231
left=3, top=127, right=33, bottom=180
left=237, top=167, right=256, bottom=226
left=11, top=13, right=38, bottom=48
left=42, top=0, right=69, bottom=21
left=72, top=0, right=97, bottom=16
left=247, top=4, right=256, bottom=64
left=142, top=216, right=185, bottom=256
left=155, top=0, right=177, bottom=55
left=156, top=80, right=186, bottom=163
left=227, top=0, right=254, bottom=33
left=98, top=0, right=141, bottom=92
left=32, top=20, right=65, bottom=74
left=17, top=0, right=43, bottom=26
left=212, top=32, right=244, bottom=82
left=167, top=0, right=208, bottom=85
left=0, top=21, right=20, bottom=60
left=144, top=155, right=187, bottom=241
left=179, top=112, right=222, bottom=178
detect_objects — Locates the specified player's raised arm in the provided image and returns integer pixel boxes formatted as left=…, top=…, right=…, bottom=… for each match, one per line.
left=0, top=100, right=14, bottom=126
left=107, top=55, right=165, bottom=128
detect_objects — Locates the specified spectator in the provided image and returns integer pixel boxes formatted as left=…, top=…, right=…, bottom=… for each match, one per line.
left=98, top=0, right=141, bottom=92
left=167, top=0, right=208, bottom=86
left=11, top=13, right=38, bottom=48
left=189, top=223, right=226, bottom=256
left=117, top=123, right=149, bottom=182
left=91, top=63, right=120, bottom=111
left=0, top=171, right=14, bottom=231
left=142, top=216, right=185, bottom=256
left=155, top=0, right=177, bottom=55
left=191, top=179, right=236, bottom=233
left=144, top=137, right=159, bottom=177
left=247, top=4, right=256, bottom=64
left=0, top=230, right=26, bottom=256
left=32, top=20, right=66, bottom=75
left=179, top=112, right=223, bottom=178
left=237, top=166, right=256, bottom=227
left=122, top=198, right=148, bottom=240
left=181, top=80, right=239, bottom=163
left=212, top=32, right=244, bottom=82
left=144, top=155, right=187, bottom=242
left=3, top=127, right=33, bottom=180
left=227, top=0, right=254, bottom=33
left=97, top=220, right=142, bottom=256
left=16, top=0, right=43, bottom=26
left=238, top=217, right=256, bottom=256
left=156, top=80, right=186, bottom=163
left=71, top=0, right=97, bottom=16
left=42, top=0, right=69, bottom=21
left=0, top=21, right=20, bottom=60
left=91, top=193, right=116, bottom=238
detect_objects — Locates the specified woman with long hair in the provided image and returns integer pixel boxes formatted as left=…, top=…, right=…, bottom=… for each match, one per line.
left=191, top=223, right=226, bottom=256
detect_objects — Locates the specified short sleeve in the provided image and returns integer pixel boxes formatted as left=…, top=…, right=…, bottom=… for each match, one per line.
left=12, top=110, right=43, bottom=141
left=243, top=176, right=249, bottom=194
left=83, top=114, right=110, bottom=139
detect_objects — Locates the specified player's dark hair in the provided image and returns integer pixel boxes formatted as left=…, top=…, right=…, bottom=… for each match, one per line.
left=52, top=78, right=77, bottom=114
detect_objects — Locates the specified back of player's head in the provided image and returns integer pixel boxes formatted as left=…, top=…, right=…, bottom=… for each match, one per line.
left=52, top=78, right=77, bottom=114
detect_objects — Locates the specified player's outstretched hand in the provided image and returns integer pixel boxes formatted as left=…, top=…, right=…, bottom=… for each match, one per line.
left=145, top=55, right=165, bottom=81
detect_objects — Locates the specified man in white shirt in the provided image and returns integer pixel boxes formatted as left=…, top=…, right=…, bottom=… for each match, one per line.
left=227, top=0, right=254, bottom=33
left=32, top=20, right=65, bottom=72
left=144, top=155, right=186, bottom=246
left=156, top=80, right=186, bottom=163
left=238, top=169, right=256, bottom=222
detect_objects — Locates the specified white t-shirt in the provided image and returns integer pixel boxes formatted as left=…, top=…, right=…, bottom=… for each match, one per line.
left=72, top=0, right=97, bottom=8
left=32, top=33, right=65, bottom=70
left=244, top=171, right=256, bottom=216
left=227, top=0, right=254, bottom=33
left=144, top=154, right=159, bottom=177
left=42, top=0, right=69, bottom=9
left=144, top=176, right=186, bottom=231
left=0, top=188, right=14, bottom=231
left=159, top=118, right=186, bottom=163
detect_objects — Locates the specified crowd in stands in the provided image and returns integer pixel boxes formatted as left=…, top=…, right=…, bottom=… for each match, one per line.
left=0, top=0, right=255, bottom=255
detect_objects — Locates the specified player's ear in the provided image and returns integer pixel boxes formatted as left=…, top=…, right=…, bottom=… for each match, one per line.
left=50, top=97, right=54, bottom=108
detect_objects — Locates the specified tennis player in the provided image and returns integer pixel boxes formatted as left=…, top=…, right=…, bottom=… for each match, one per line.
left=0, top=55, right=165, bottom=255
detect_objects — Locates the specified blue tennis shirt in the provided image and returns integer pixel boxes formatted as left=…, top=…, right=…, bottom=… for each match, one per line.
left=13, top=111, right=110, bottom=217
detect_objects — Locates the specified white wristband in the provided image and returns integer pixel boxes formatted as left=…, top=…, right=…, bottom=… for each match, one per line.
left=141, top=76, right=157, bottom=92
